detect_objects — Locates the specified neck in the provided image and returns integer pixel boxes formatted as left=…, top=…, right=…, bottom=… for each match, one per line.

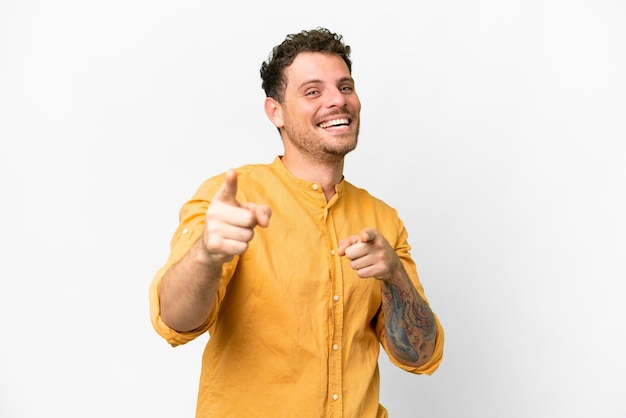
left=281, top=153, right=344, bottom=201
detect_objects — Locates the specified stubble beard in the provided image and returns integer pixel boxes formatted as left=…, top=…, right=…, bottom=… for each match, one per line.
left=283, top=118, right=360, bottom=164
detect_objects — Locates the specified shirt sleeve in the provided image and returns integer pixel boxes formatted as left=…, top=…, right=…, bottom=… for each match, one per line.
left=148, top=174, right=237, bottom=347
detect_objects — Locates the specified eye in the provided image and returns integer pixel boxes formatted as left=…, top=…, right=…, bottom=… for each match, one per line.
left=305, top=89, right=320, bottom=96
left=340, top=85, right=354, bottom=93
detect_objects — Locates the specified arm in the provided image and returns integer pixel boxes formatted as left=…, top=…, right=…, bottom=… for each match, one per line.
left=378, top=261, right=437, bottom=366
left=159, top=169, right=272, bottom=332
left=337, top=228, right=437, bottom=367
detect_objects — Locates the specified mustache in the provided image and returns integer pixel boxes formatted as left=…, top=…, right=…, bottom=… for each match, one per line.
left=316, top=110, right=357, bottom=122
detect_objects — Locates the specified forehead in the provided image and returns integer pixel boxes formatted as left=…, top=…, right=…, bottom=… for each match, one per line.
left=284, top=52, right=351, bottom=87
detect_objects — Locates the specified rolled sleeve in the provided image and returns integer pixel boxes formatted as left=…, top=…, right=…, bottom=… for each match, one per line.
left=148, top=181, right=216, bottom=346
left=380, top=313, right=445, bottom=375
left=149, top=266, right=212, bottom=347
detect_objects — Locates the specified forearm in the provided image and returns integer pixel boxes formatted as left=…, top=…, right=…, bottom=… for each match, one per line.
left=159, top=237, right=224, bottom=332
left=381, top=264, right=437, bottom=367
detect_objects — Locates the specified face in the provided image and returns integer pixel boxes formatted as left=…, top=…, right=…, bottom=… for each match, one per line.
left=268, top=52, right=361, bottom=163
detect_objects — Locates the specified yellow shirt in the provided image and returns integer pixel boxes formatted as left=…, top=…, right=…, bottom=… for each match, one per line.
left=149, top=157, right=444, bottom=418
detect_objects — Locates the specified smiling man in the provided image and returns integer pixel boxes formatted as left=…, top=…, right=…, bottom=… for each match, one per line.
left=149, top=27, right=444, bottom=418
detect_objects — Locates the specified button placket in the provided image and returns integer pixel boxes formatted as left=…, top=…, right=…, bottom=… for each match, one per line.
left=324, top=202, right=343, bottom=416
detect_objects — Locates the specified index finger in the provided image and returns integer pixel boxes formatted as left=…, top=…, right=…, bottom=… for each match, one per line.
left=214, top=169, right=239, bottom=206
left=359, top=228, right=377, bottom=243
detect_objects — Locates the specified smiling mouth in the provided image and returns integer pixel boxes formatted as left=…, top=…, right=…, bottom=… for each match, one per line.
left=318, top=118, right=350, bottom=129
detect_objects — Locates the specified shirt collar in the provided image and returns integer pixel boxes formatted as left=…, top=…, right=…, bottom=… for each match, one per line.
left=269, top=156, right=346, bottom=203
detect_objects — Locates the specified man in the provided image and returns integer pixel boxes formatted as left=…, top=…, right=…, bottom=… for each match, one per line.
left=150, top=27, right=444, bottom=417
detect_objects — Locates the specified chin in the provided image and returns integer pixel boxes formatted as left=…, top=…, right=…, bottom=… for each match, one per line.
left=327, top=142, right=357, bottom=158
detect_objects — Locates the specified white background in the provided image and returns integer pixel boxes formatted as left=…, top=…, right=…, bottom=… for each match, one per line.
left=1, top=1, right=625, bottom=417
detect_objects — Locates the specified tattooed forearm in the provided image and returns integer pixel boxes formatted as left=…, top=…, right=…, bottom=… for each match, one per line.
left=382, top=274, right=437, bottom=365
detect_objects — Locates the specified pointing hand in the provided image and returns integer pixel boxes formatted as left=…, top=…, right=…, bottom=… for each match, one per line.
left=203, top=169, right=271, bottom=264
left=337, top=228, right=399, bottom=280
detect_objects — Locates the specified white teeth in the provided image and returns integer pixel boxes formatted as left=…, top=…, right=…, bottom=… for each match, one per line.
left=319, top=118, right=349, bottom=128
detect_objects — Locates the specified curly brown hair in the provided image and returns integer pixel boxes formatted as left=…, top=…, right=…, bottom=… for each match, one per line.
left=260, top=27, right=352, bottom=102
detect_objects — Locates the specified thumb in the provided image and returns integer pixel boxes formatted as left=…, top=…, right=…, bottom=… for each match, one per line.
left=214, top=169, right=239, bottom=205
left=337, top=235, right=359, bottom=256
left=255, top=205, right=272, bottom=227
left=243, top=203, right=272, bottom=227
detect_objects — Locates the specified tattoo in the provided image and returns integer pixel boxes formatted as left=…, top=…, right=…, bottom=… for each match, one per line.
left=383, top=278, right=436, bottom=363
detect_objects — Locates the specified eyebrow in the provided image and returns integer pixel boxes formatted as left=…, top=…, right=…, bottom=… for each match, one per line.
left=298, top=76, right=355, bottom=90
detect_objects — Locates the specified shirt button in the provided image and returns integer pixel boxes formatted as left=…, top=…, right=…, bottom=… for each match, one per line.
left=333, top=295, right=339, bottom=301
left=332, top=393, right=339, bottom=401
left=332, top=344, right=339, bottom=351
left=182, top=228, right=189, bottom=235
left=312, top=184, right=319, bottom=190
left=330, top=249, right=335, bottom=256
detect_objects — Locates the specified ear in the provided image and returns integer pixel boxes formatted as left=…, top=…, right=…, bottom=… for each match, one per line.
left=264, top=97, right=284, bottom=128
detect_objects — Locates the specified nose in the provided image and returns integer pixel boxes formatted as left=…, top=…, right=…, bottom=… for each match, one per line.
left=326, top=87, right=348, bottom=108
